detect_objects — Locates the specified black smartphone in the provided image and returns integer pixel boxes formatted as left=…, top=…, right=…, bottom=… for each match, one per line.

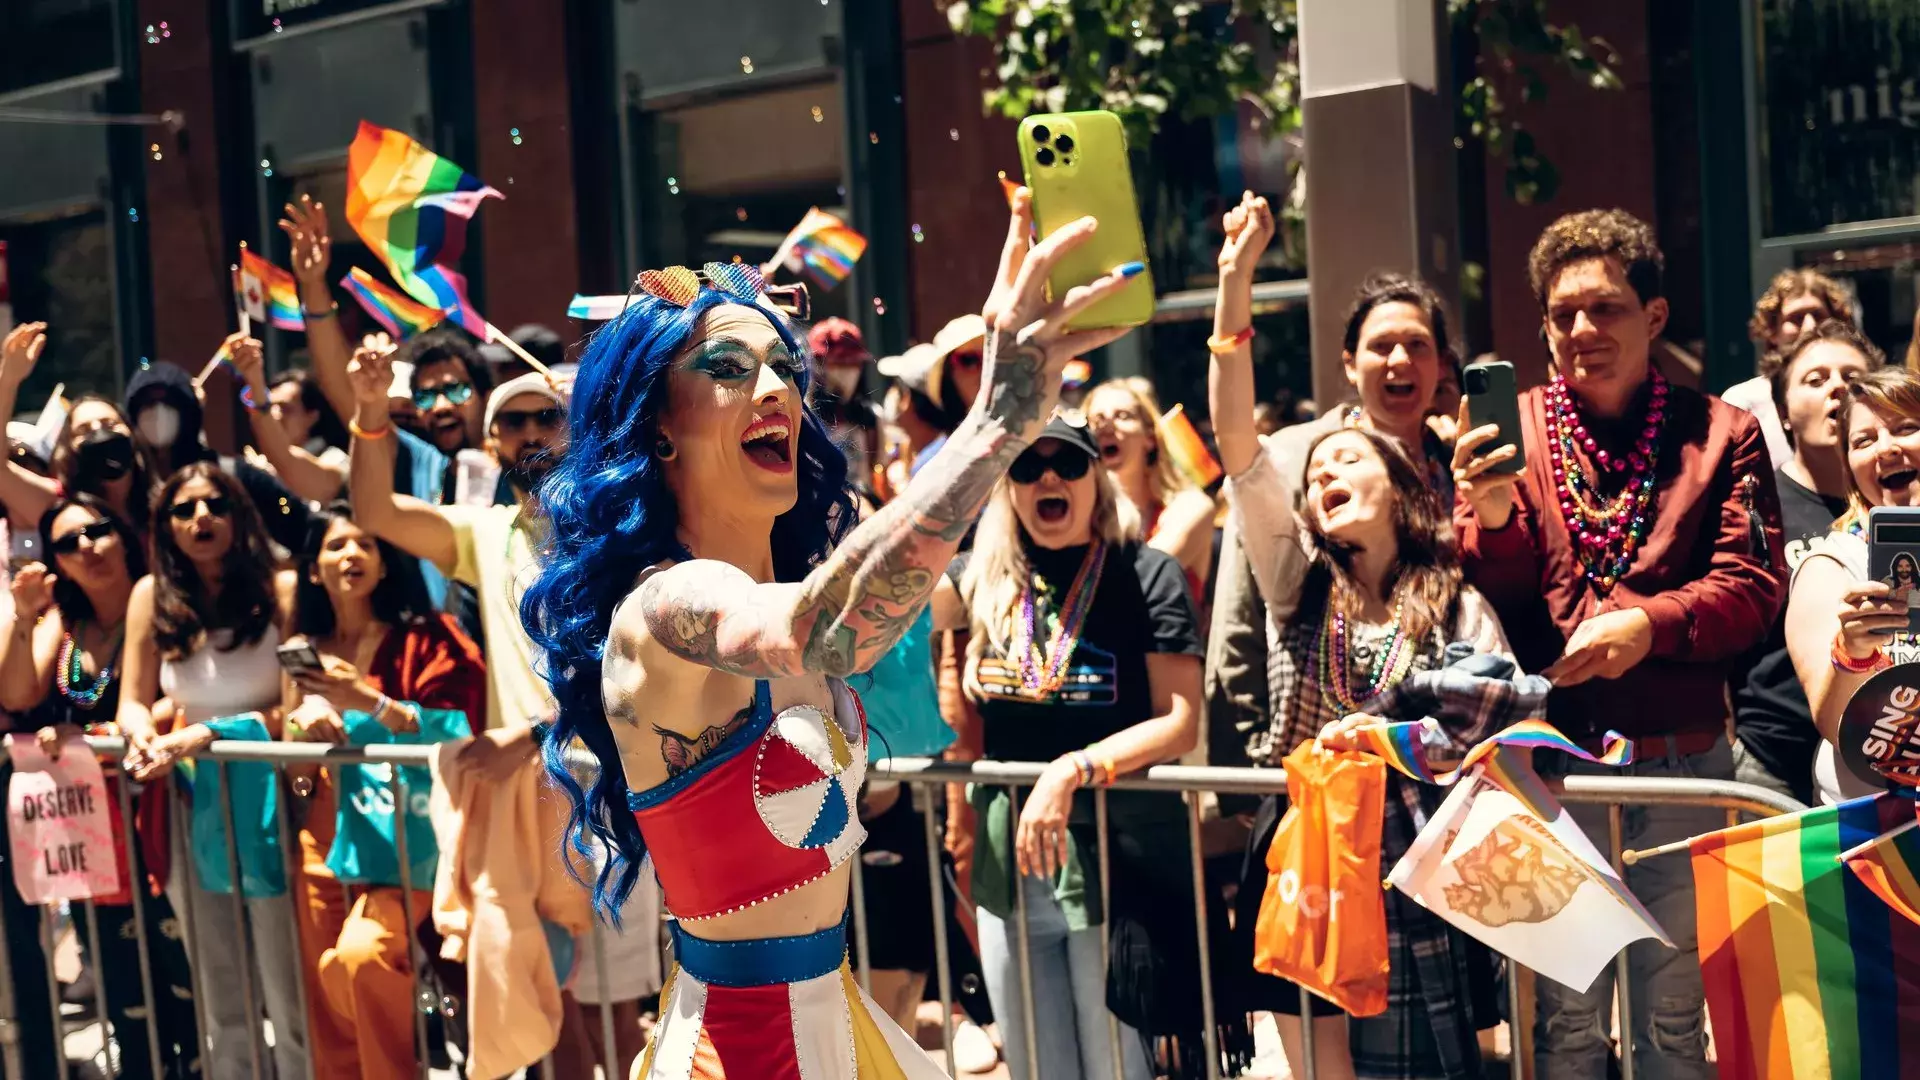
left=275, top=642, right=323, bottom=673
left=1463, top=359, right=1525, bottom=475
left=1868, top=506, right=1920, bottom=633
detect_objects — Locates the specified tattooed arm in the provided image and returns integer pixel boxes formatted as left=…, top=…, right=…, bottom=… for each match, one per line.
left=624, top=191, right=1141, bottom=682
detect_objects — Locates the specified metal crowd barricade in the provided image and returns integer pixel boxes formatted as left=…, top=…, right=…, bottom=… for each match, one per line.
left=0, top=740, right=1805, bottom=1080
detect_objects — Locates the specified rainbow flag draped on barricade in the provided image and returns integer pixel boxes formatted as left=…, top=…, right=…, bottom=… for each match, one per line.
left=345, top=121, right=500, bottom=337
left=340, top=267, right=447, bottom=340
left=1365, top=714, right=1670, bottom=991
left=235, top=248, right=303, bottom=331
left=1689, top=793, right=1920, bottom=1080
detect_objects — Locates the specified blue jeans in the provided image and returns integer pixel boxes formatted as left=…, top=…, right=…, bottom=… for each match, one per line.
left=1533, top=737, right=1729, bottom=1080
left=976, top=874, right=1152, bottom=1080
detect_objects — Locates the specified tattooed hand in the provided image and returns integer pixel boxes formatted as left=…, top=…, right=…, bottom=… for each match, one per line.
left=975, top=187, right=1140, bottom=441
left=623, top=195, right=1144, bottom=682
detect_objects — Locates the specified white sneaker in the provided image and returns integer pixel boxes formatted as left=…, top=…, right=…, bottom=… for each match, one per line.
left=952, top=1019, right=999, bottom=1074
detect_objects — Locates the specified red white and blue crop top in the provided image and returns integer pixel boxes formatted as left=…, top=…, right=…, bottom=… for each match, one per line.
left=625, top=678, right=869, bottom=921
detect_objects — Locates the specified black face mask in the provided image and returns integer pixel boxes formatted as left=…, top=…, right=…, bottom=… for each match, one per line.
left=74, top=429, right=134, bottom=485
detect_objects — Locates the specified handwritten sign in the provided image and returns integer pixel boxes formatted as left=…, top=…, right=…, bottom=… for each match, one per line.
left=7, top=734, right=121, bottom=904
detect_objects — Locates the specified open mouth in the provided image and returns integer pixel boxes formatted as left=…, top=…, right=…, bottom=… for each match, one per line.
left=339, top=565, right=367, bottom=583
left=1881, top=467, right=1919, bottom=494
left=1097, top=439, right=1121, bottom=462
left=1035, top=496, right=1070, bottom=523
left=1319, top=485, right=1353, bottom=516
left=740, top=414, right=794, bottom=473
left=190, top=525, right=217, bottom=543
left=1381, top=382, right=1418, bottom=401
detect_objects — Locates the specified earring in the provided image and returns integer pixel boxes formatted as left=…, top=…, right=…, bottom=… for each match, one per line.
left=656, top=436, right=677, bottom=460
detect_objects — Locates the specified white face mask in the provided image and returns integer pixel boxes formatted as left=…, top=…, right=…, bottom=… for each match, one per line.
left=137, top=404, right=181, bottom=448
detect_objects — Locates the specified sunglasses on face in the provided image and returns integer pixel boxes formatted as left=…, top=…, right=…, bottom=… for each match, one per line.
left=411, top=382, right=475, bottom=411
left=495, top=407, right=563, bottom=433
left=950, top=350, right=983, bottom=371
left=49, top=520, right=115, bottom=556
left=167, top=496, right=231, bottom=522
left=1009, top=449, right=1093, bottom=485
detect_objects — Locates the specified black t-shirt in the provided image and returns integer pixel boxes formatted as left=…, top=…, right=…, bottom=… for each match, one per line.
left=945, top=540, right=1202, bottom=764
left=1732, top=465, right=1848, bottom=801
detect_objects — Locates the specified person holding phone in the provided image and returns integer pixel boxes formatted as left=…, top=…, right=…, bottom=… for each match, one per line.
left=1452, top=209, right=1785, bottom=1080
left=1209, top=192, right=1513, bottom=1080
left=114, top=462, right=310, bottom=1080
left=1728, top=320, right=1879, bottom=806
left=1786, top=367, right=1920, bottom=804
left=519, top=186, right=1137, bottom=1079
left=279, top=502, right=484, bottom=1080
left=0, top=495, right=201, bottom=1080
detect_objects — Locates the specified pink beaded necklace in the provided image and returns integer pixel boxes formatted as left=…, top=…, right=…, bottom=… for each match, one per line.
left=1545, top=369, right=1670, bottom=591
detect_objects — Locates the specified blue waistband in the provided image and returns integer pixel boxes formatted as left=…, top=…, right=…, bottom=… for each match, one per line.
left=669, top=913, right=849, bottom=989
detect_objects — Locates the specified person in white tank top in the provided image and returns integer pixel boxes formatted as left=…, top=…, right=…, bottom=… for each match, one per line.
left=118, top=462, right=309, bottom=1080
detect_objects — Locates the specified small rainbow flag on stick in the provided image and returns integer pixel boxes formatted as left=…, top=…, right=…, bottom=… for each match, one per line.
left=1691, top=793, right=1920, bottom=1080
left=235, top=246, right=303, bottom=331
left=1843, top=810, right=1920, bottom=925
left=345, top=120, right=500, bottom=337
left=765, top=207, right=866, bottom=291
left=341, top=267, right=447, bottom=341
left=1159, top=404, right=1223, bottom=490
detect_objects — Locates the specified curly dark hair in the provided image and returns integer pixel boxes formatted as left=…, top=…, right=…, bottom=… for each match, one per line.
left=1527, top=209, right=1665, bottom=309
left=37, top=494, right=145, bottom=624
left=1749, top=269, right=1855, bottom=351
left=1340, top=271, right=1459, bottom=367
left=149, top=463, right=278, bottom=662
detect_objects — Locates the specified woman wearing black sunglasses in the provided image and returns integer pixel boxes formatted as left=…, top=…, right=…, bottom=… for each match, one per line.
left=118, top=462, right=309, bottom=1080
left=926, top=412, right=1207, bottom=1080
left=0, top=494, right=201, bottom=1079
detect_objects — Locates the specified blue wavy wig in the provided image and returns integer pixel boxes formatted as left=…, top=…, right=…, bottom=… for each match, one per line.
left=521, top=289, right=857, bottom=922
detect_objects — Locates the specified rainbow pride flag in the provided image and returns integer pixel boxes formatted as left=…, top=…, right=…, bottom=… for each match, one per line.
left=1354, top=720, right=1437, bottom=783
left=341, top=267, right=447, bottom=340
left=1159, top=404, right=1223, bottom=490
left=345, top=120, right=499, bottom=337
left=1844, top=809, right=1920, bottom=925
left=768, top=208, right=866, bottom=291
left=236, top=248, right=303, bottom=331
left=1692, top=794, right=1920, bottom=1079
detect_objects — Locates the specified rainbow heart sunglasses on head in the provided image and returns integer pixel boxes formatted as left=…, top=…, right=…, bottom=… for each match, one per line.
left=633, top=262, right=811, bottom=322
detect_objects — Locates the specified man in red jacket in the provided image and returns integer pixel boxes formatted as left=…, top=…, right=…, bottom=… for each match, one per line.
left=1453, top=209, right=1785, bottom=1080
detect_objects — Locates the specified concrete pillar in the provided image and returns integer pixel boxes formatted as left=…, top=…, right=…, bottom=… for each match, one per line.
left=1299, top=0, right=1458, bottom=405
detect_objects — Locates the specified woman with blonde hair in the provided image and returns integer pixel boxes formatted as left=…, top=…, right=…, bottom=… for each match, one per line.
left=1786, top=366, right=1920, bottom=804
left=929, top=411, right=1206, bottom=1080
left=1085, top=376, right=1217, bottom=595
left=1724, top=268, right=1857, bottom=468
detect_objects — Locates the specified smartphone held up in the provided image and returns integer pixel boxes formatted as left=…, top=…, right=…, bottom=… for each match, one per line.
left=1016, top=111, right=1154, bottom=331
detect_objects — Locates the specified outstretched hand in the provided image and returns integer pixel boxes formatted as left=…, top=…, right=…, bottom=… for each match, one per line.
left=1, top=322, right=47, bottom=389
left=347, top=337, right=396, bottom=409
left=278, top=195, right=332, bottom=287
left=10, top=562, right=54, bottom=620
left=982, top=186, right=1140, bottom=370
left=1218, top=190, right=1275, bottom=280
left=224, top=334, right=270, bottom=398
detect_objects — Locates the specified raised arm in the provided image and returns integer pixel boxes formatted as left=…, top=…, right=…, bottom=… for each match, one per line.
left=628, top=191, right=1140, bottom=681
left=226, top=335, right=345, bottom=503
left=1207, top=192, right=1274, bottom=478
left=0, top=565, right=60, bottom=713
left=0, top=324, right=61, bottom=523
left=345, top=343, right=459, bottom=571
left=115, top=575, right=161, bottom=753
left=1145, top=487, right=1217, bottom=590
left=279, top=196, right=356, bottom=421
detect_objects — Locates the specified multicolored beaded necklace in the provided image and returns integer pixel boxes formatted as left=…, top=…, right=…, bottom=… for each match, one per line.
left=1545, top=369, right=1670, bottom=591
left=1315, top=601, right=1417, bottom=713
left=57, top=624, right=123, bottom=710
left=1012, top=540, right=1107, bottom=697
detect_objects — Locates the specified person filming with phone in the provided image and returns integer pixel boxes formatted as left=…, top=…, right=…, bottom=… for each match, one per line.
left=1452, top=209, right=1785, bottom=1079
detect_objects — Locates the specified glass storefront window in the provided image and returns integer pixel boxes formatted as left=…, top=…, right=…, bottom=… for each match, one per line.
left=0, top=208, right=119, bottom=408
left=1795, top=242, right=1920, bottom=364
left=1756, top=0, right=1920, bottom=236
left=0, top=0, right=115, bottom=97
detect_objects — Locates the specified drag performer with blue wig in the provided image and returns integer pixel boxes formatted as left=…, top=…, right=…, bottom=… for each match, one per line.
left=522, top=191, right=1145, bottom=1079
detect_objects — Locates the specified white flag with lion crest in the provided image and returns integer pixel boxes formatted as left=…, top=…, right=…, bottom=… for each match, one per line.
left=1386, top=769, right=1671, bottom=990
